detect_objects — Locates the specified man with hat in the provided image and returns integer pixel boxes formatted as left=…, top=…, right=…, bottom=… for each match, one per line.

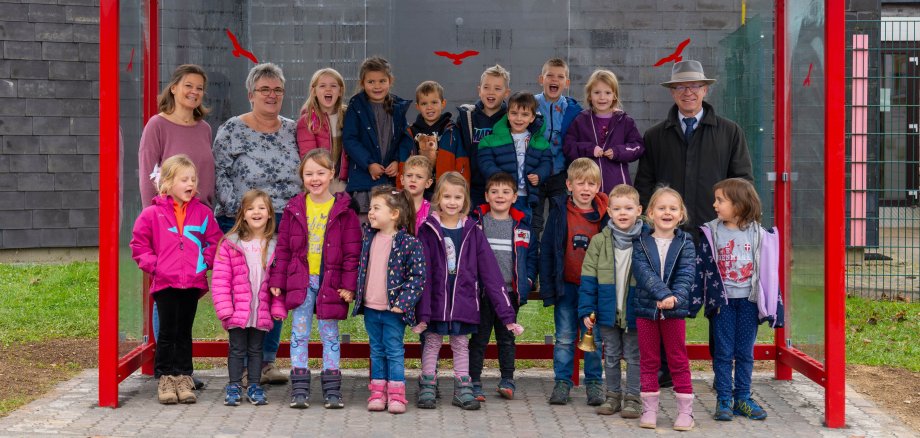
left=635, top=60, right=753, bottom=238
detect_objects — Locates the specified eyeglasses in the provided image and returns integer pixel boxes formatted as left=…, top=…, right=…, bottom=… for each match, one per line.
left=255, top=87, right=285, bottom=96
left=670, top=84, right=706, bottom=94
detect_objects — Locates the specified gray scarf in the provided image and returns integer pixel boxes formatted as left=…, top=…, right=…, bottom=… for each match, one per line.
left=609, top=219, right=643, bottom=249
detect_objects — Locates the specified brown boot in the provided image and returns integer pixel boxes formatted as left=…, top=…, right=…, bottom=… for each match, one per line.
left=175, top=375, right=197, bottom=404
left=157, top=376, right=178, bottom=404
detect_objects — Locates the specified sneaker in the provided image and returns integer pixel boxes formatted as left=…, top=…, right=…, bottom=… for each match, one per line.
left=175, top=375, right=197, bottom=404
left=496, top=378, right=515, bottom=400
left=416, top=374, right=438, bottom=409
left=261, top=362, right=289, bottom=385
left=157, top=376, right=178, bottom=405
left=586, top=382, right=605, bottom=406
left=224, top=383, right=242, bottom=406
left=471, top=381, right=485, bottom=402
left=596, top=391, right=621, bottom=415
left=452, top=376, right=481, bottom=410
left=621, top=394, right=642, bottom=419
left=548, top=380, right=571, bottom=405
left=714, top=398, right=734, bottom=421
left=247, top=384, right=268, bottom=406
left=734, top=397, right=767, bottom=420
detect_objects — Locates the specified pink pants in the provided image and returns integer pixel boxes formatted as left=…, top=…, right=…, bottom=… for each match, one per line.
left=637, top=317, right=693, bottom=394
left=421, top=332, right=469, bottom=378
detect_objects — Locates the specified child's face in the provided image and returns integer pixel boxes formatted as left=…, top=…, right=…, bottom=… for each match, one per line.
left=314, top=73, right=342, bottom=114
left=367, top=196, right=398, bottom=231
left=243, top=197, right=270, bottom=234
left=507, top=104, right=536, bottom=134
left=362, top=71, right=392, bottom=103
left=401, top=165, right=433, bottom=198
left=437, top=183, right=466, bottom=219
left=589, top=82, right=616, bottom=114
left=566, top=177, right=600, bottom=209
left=168, top=167, right=198, bottom=204
left=539, top=66, right=569, bottom=101
left=485, top=183, right=517, bottom=215
left=416, top=92, right=446, bottom=125
left=713, top=189, right=737, bottom=224
left=478, top=74, right=510, bottom=113
left=608, top=196, right=642, bottom=231
left=648, top=193, right=684, bottom=234
left=301, top=159, right=334, bottom=197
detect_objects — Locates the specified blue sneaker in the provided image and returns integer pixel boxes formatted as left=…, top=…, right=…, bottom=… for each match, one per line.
left=247, top=384, right=268, bottom=406
left=734, top=397, right=767, bottom=420
left=496, top=378, right=516, bottom=400
left=471, top=381, right=485, bottom=402
left=224, top=383, right=242, bottom=406
left=713, top=398, right=733, bottom=421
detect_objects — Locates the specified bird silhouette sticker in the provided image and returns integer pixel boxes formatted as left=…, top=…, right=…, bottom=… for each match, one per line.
left=803, top=63, right=813, bottom=87
left=225, top=28, right=258, bottom=64
left=653, top=39, right=691, bottom=67
left=127, top=47, right=134, bottom=72
left=434, top=50, right=480, bottom=65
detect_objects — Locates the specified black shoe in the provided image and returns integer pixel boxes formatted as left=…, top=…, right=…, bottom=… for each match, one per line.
left=289, top=368, right=311, bottom=409
left=320, top=369, right=344, bottom=409
left=586, top=382, right=605, bottom=406
left=192, top=376, right=206, bottom=390
left=549, top=380, right=571, bottom=405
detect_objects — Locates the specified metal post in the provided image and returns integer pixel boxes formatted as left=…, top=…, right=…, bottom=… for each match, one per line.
left=140, top=0, right=159, bottom=377
left=773, top=0, right=793, bottom=381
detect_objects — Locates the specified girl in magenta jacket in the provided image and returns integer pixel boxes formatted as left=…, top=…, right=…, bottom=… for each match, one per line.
left=130, top=154, right=222, bottom=405
left=563, top=69, right=644, bottom=193
left=211, top=189, right=287, bottom=407
left=268, top=149, right=361, bottom=410
left=296, top=68, right=349, bottom=193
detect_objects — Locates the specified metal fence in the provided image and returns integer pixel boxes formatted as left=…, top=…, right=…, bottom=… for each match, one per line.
left=846, top=19, right=920, bottom=300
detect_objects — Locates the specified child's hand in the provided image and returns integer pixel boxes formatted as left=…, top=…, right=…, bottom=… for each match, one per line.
left=603, top=149, right=615, bottom=159
left=369, top=163, right=386, bottom=180
left=270, top=287, right=282, bottom=297
left=528, top=173, right=539, bottom=186
left=338, top=289, right=354, bottom=303
left=657, top=296, right=677, bottom=309
left=505, top=323, right=524, bottom=336
left=390, top=307, right=404, bottom=314
left=411, top=322, right=427, bottom=334
left=594, top=146, right=605, bottom=158
left=583, top=316, right=595, bottom=330
left=384, top=162, right=399, bottom=177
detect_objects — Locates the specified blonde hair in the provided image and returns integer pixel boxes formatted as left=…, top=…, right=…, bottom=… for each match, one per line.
left=157, top=154, right=197, bottom=195
left=647, top=186, right=689, bottom=227
left=433, top=171, right=471, bottom=216
left=608, top=184, right=640, bottom=206
left=585, top=69, right=622, bottom=112
left=404, top=155, right=433, bottom=179
left=300, top=68, right=347, bottom=168
left=158, top=64, right=209, bottom=120
left=567, top=158, right=601, bottom=185
left=480, top=64, right=510, bottom=88
left=541, top=58, right=569, bottom=77
left=370, top=185, right=416, bottom=235
left=713, top=178, right=762, bottom=229
left=220, top=189, right=276, bottom=268
left=297, top=149, right=335, bottom=189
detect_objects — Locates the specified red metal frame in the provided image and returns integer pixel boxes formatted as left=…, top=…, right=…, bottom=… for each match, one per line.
left=98, top=1, right=848, bottom=426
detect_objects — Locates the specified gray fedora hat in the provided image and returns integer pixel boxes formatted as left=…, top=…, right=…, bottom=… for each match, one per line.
left=660, top=60, right=716, bottom=87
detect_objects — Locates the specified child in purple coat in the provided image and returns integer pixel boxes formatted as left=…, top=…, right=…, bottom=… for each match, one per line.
left=414, top=172, right=524, bottom=411
left=564, top=69, right=644, bottom=193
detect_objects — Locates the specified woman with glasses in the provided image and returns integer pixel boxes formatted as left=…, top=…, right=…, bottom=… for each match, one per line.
left=213, top=63, right=301, bottom=387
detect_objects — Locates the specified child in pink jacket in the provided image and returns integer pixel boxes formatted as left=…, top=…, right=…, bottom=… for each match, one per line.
left=130, top=154, right=221, bottom=405
left=211, top=189, right=287, bottom=407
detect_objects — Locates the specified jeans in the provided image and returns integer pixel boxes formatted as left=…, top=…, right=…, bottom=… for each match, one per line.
left=364, top=308, right=407, bottom=382
left=599, top=325, right=640, bottom=396
left=532, top=171, right=568, bottom=240
left=637, top=317, right=692, bottom=394
left=153, top=288, right=199, bottom=378
left=469, top=292, right=517, bottom=381
left=290, top=276, right=340, bottom=370
left=228, top=327, right=265, bottom=385
left=553, top=282, right=603, bottom=385
left=712, top=298, right=760, bottom=400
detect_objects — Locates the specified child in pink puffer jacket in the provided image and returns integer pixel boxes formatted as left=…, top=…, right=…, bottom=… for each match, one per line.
left=211, top=189, right=287, bottom=407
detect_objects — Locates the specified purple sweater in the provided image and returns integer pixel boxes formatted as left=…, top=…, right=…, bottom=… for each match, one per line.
left=138, top=114, right=215, bottom=207
left=563, top=110, right=644, bottom=193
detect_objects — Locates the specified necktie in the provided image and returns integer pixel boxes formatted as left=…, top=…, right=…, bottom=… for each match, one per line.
left=684, top=117, right=696, bottom=143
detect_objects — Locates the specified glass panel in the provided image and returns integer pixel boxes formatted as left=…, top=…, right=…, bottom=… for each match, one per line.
left=787, top=0, right=826, bottom=362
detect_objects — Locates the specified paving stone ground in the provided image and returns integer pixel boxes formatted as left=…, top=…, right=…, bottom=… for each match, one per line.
left=0, top=368, right=915, bottom=438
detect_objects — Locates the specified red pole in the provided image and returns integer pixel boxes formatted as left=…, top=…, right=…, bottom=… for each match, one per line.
left=98, top=0, right=120, bottom=408
left=773, top=0, right=793, bottom=381
left=140, top=0, right=159, bottom=377
left=824, top=0, right=847, bottom=429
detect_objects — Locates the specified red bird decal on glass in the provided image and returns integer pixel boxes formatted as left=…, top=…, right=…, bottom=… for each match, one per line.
left=127, top=47, right=134, bottom=72
left=803, top=63, right=813, bottom=87
left=225, top=28, right=258, bottom=64
left=653, top=39, right=691, bottom=67
left=434, top=50, right=480, bottom=65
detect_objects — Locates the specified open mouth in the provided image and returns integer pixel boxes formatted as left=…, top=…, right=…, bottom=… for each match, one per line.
left=548, top=84, right=559, bottom=94
left=322, top=94, right=334, bottom=105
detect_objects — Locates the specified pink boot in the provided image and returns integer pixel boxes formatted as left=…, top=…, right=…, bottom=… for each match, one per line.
left=387, top=381, right=407, bottom=414
left=639, top=391, right=660, bottom=429
left=673, top=393, right=695, bottom=431
left=367, top=379, right=387, bottom=411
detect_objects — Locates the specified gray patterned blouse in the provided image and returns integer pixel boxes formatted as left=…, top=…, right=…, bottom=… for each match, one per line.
left=213, top=116, right=301, bottom=218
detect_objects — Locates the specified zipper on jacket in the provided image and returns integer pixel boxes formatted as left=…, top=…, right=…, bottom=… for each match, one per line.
left=449, top=224, right=473, bottom=321
left=424, top=221, right=451, bottom=321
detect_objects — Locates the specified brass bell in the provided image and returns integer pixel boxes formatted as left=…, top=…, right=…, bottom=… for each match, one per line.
left=578, top=312, right=597, bottom=352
